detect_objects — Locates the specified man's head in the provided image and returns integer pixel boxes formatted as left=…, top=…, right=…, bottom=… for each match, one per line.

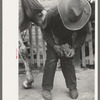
left=57, top=0, right=91, bottom=30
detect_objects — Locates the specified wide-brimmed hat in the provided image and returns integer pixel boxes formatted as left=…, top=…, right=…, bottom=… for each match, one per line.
left=57, top=0, right=91, bottom=30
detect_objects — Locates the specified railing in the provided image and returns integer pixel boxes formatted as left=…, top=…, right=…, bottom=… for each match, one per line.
left=19, top=24, right=46, bottom=70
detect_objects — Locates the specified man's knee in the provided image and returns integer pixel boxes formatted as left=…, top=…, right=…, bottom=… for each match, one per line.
left=45, top=58, right=58, bottom=69
left=46, top=56, right=58, bottom=63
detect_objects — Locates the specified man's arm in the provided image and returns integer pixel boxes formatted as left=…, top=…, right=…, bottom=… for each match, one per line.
left=41, top=27, right=55, bottom=47
left=73, top=23, right=89, bottom=49
left=41, top=27, right=64, bottom=56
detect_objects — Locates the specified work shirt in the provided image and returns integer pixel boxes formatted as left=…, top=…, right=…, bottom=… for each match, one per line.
left=41, top=7, right=89, bottom=49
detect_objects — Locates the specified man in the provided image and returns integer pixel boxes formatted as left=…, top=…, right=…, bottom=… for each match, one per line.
left=35, top=0, right=91, bottom=99
left=21, top=0, right=91, bottom=99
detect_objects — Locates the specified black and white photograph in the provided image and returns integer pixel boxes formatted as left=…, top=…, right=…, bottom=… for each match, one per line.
left=3, top=0, right=98, bottom=100
left=18, top=0, right=96, bottom=100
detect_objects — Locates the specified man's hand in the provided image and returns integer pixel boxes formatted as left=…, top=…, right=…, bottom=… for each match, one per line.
left=61, top=43, right=75, bottom=58
left=64, top=48, right=75, bottom=57
left=53, top=45, right=63, bottom=56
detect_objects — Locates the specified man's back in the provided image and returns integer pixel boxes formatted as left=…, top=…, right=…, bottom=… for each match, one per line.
left=44, top=7, right=88, bottom=46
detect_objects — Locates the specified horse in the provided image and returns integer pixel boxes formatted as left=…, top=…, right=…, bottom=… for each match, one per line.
left=19, top=0, right=44, bottom=88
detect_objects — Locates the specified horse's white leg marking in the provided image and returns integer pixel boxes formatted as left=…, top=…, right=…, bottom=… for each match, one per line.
left=19, top=32, right=34, bottom=88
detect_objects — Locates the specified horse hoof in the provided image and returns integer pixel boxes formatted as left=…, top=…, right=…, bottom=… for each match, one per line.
left=23, top=80, right=33, bottom=89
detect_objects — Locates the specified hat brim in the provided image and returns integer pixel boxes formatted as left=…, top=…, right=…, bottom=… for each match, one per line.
left=57, top=0, right=91, bottom=31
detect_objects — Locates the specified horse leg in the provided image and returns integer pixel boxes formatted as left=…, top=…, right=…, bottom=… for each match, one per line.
left=19, top=32, right=34, bottom=88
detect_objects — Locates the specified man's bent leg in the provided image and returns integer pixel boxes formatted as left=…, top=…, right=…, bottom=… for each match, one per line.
left=60, top=57, right=76, bottom=89
left=42, top=45, right=58, bottom=100
left=60, top=57, right=78, bottom=99
left=42, top=45, right=58, bottom=90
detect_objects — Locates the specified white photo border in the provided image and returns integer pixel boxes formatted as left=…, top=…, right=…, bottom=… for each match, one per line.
left=2, top=0, right=98, bottom=100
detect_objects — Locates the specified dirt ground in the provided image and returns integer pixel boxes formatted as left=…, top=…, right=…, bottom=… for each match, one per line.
left=19, top=68, right=94, bottom=100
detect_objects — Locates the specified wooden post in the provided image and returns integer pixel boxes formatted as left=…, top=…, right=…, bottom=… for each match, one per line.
left=41, top=32, right=46, bottom=67
left=35, top=26, right=40, bottom=67
left=88, top=22, right=94, bottom=65
left=29, top=25, right=34, bottom=64
left=89, top=41, right=94, bottom=65
left=72, top=32, right=81, bottom=68
left=42, top=40, right=46, bottom=66
left=81, top=44, right=86, bottom=67
left=41, top=32, right=46, bottom=66
left=73, top=48, right=81, bottom=68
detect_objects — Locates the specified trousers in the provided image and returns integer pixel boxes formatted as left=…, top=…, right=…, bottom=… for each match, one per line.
left=42, top=44, right=77, bottom=90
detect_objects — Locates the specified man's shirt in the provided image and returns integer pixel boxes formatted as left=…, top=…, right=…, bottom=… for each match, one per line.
left=41, top=7, right=88, bottom=49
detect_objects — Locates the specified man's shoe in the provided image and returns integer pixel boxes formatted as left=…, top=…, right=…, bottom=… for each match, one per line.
left=42, top=89, right=52, bottom=100
left=70, top=89, right=78, bottom=99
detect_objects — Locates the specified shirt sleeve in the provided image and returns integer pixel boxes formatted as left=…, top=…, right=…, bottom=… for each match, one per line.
left=41, top=10, right=56, bottom=47
left=73, top=23, right=89, bottom=49
left=41, top=27, right=55, bottom=47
